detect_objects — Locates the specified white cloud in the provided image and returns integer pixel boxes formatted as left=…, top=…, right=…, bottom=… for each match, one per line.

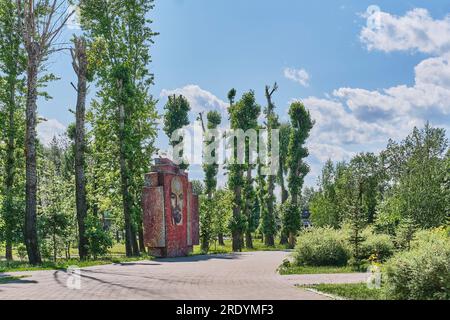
left=284, top=68, right=310, bottom=87
left=360, top=8, right=450, bottom=55
left=160, top=84, right=228, bottom=115
left=37, top=119, right=67, bottom=146
left=291, top=7, right=450, bottom=181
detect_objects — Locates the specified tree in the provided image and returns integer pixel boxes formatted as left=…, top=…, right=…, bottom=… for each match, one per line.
left=379, top=124, right=448, bottom=228
left=228, top=90, right=260, bottom=250
left=260, top=83, right=279, bottom=247
left=0, top=0, right=26, bottom=261
left=18, top=0, right=74, bottom=265
left=200, top=110, right=221, bottom=252
left=79, top=0, right=159, bottom=257
left=278, top=123, right=291, bottom=204
left=342, top=169, right=367, bottom=269
left=70, top=36, right=89, bottom=260
left=228, top=89, right=261, bottom=251
left=38, top=136, right=74, bottom=261
left=163, top=94, right=190, bottom=170
left=284, top=101, right=313, bottom=248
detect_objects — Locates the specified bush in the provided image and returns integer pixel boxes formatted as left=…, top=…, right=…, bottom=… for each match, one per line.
left=85, top=216, right=113, bottom=259
left=360, top=233, right=394, bottom=262
left=294, top=227, right=349, bottom=267
left=383, top=228, right=450, bottom=300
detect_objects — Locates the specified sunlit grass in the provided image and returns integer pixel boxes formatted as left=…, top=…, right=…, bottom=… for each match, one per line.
left=279, top=265, right=356, bottom=275
left=302, top=283, right=386, bottom=300
left=192, top=238, right=290, bottom=255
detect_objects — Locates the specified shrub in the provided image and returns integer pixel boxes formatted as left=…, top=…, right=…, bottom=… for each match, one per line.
left=383, top=228, right=450, bottom=300
left=294, top=227, right=350, bottom=267
left=360, top=233, right=394, bottom=262
left=17, top=244, right=28, bottom=261
left=85, top=216, right=113, bottom=259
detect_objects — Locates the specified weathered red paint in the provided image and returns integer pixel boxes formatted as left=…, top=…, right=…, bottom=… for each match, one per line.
left=142, top=158, right=200, bottom=257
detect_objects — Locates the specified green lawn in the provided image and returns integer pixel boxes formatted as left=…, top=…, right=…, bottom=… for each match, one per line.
left=0, top=255, right=153, bottom=273
left=303, top=283, right=386, bottom=300
left=192, top=238, right=290, bottom=255
left=279, top=265, right=356, bottom=275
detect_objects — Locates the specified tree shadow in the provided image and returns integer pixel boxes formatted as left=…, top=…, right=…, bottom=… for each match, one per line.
left=112, top=262, right=161, bottom=267
left=157, top=253, right=244, bottom=263
left=52, top=270, right=175, bottom=299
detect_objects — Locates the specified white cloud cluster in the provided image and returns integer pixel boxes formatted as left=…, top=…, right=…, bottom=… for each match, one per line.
left=284, top=67, right=310, bottom=87
left=295, top=8, right=450, bottom=184
left=361, top=8, right=450, bottom=55
left=160, top=84, right=228, bottom=115
left=37, top=119, right=67, bottom=146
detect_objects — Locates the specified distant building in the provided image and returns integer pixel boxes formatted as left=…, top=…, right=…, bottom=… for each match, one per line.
left=302, top=209, right=312, bottom=228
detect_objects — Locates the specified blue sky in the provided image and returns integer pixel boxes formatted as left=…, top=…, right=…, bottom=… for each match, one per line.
left=37, top=0, right=450, bottom=187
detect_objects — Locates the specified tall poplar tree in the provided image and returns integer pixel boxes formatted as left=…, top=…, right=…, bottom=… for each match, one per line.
left=0, top=0, right=26, bottom=261
left=200, top=111, right=221, bottom=252
left=18, top=0, right=74, bottom=265
left=70, top=36, right=89, bottom=260
left=260, top=83, right=279, bottom=246
left=163, top=94, right=190, bottom=170
left=228, top=90, right=260, bottom=251
left=79, top=0, right=159, bottom=257
left=285, top=101, right=314, bottom=248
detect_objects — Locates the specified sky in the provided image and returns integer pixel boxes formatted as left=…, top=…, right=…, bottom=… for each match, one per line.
left=37, top=0, right=450, bottom=188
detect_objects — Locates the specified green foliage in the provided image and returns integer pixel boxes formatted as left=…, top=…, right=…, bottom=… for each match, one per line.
left=227, top=90, right=261, bottom=251
left=38, top=137, right=76, bottom=262
left=199, top=196, right=214, bottom=253
left=394, top=217, right=417, bottom=250
left=80, top=0, right=159, bottom=257
left=203, top=110, right=221, bottom=197
left=191, top=180, right=204, bottom=196
left=379, top=124, right=448, bottom=228
left=294, top=227, right=350, bottom=267
left=17, top=244, right=27, bottom=261
left=280, top=202, right=301, bottom=238
left=360, top=229, right=394, bottom=262
left=84, top=216, right=113, bottom=260
left=287, top=101, right=314, bottom=203
left=384, top=228, right=450, bottom=300
left=163, top=94, right=191, bottom=145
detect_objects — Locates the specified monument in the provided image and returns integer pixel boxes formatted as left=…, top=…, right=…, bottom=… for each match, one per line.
left=142, top=158, right=199, bottom=257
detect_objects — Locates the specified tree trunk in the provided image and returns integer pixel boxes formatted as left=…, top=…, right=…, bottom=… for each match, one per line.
left=118, top=79, right=136, bottom=257
left=232, top=184, right=242, bottom=252
left=288, top=232, right=296, bottom=249
left=72, top=37, right=89, bottom=260
left=245, top=167, right=253, bottom=249
left=138, top=223, right=146, bottom=254
left=218, top=233, right=225, bottom=246
left=265, top=174, right=275, bottom=247
left=245, top=232, right=253, bottom=249
left=280, top=232, right=288, bottom=245
left=4, top=79, right=17, bottom=261
left=24, top=43, right=41, bottom=265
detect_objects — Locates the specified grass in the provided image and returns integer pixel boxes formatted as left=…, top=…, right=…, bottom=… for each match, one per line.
left=0, top=275, right=30, bottom=284
left=279, top=265, right=356, bottom=275
left=0, top=254, right=153, bottom=273
left=303, top=283, right=386, bottom=300
left=192, top=238, right=290, bottom=255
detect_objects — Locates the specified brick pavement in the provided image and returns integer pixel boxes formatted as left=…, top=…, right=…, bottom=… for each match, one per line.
left=0, top=251, right=365, bottom=300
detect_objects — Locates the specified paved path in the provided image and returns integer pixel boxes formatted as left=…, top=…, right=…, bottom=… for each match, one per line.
left=0, top=251, right=366, bottom=300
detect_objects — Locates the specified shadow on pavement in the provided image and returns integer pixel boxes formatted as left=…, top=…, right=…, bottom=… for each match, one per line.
left=157, top=253, right=244, bottom=263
